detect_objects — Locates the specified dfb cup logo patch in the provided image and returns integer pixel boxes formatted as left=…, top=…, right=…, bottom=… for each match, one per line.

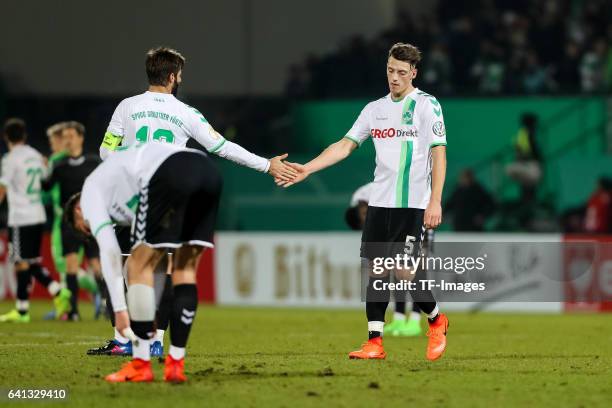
left=432, top=121, right=446, bottom=137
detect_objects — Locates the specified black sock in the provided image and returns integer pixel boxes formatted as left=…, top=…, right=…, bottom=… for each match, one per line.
left=96, top=277, right=116, bottom=325
left=29, top=264, right=53, bottom=291
left=131, top=320, right=154, bottom=341
left=156, top=275, right=174, bottom=331
left=66, top=274, right=79, bottom=315
left=412, top=302, right=421, bottom=313
left=16, top=270, right=31, bottom=315
left=395, top=301, right=406, bottom=315
left=170, top=284, right=198, bottom=348
left=409, top=268, right=437, bottom=319
left=366, top=276, right=389, bottom=340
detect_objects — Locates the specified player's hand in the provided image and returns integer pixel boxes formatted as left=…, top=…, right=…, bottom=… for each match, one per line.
left=268, top=153, right=298, bottom=182
left=115, top=310, right=130, bottom=334
left=424, top=200, right=442, bottom=229
left=275, top=162, right=309, bottom=187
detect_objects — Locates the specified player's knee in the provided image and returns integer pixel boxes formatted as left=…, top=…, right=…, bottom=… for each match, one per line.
left=173, top=245, right=203, bottom=271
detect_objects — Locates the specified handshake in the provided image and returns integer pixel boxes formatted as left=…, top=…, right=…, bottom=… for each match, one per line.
left=267, top=153, right=309, bottom=188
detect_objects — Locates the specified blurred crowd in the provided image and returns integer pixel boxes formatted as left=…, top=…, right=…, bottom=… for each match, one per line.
left=286, top=0, right=612, bottom=98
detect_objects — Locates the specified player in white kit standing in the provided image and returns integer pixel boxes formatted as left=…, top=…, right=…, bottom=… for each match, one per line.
left=278, top=43, right=449, bottom=361
left=0, top=119, right=71, bottom=323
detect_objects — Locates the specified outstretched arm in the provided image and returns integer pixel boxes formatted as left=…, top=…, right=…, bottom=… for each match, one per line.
left=277, top=137, right=358, bottom=187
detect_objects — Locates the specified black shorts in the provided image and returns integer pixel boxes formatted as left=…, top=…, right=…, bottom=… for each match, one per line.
left=360, top=206, right=425, bottom=260
left=115, top=226, right=132, bottom=256
left=131, top=151, right=222, bottom=249
left=61, top=221, right=100, bottom=258
left=9, top=223, right=43, bottom=263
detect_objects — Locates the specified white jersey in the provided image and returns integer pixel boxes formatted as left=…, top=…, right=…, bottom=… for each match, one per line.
left=82, top=142, right=200, bottom=235
left=102, top=91, right=269, bottom=172
left=344, top=88, right=447, bottom=209
left=81, top=142, right=205, bottom=312
left=0, top=145, right=47, bottom=227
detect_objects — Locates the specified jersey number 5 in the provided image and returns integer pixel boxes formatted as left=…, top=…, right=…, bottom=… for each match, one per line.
left=136, top=126, right=175, bottom=143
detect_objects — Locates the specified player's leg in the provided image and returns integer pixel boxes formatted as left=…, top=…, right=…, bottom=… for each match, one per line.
left=403, top=222, right=448, bottom=360
left=84, top=238, right=103, bottom=319
left=105, top=244, right=163, bottom=383
left=1, top=225, right=69, bottom=322
left=349, top=207, right=388, bottom=359
left=61, top=221, right=83, bottom=321
left=165, top=246, right=202, bottom=383
left=161, top=151, right=222, bottom=382
left=0, top=226, right=32, bottom=322
left=152, top=257, right=173, bottom=357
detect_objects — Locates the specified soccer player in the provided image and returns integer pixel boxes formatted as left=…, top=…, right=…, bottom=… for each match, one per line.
left=90, top=46, right=296, bottom=355
left=0, top=118, right=71, bottom=322
left=44, top=122, right=69, bottom=277
left=43, top=121, right=102, bottom=321
left=65, top=142, right=222, bottom=382
left=279, top=43, right=449, bottom=361
left=345, top=182, right=425, bottom=337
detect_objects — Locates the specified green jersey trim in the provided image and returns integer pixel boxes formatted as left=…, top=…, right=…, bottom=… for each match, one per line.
left=430, top=142, right=447, bottom=148
left=209, top=138, right=226, bottom=153
left=93, top=220, right=113, bottom=238
left=401, top=98, right=416, bottom=125
left=343, top=135, right=361, bottom=147
left=395, top=140, right=413, bottom=207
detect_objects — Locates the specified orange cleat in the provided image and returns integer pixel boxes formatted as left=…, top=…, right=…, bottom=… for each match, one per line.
left=426, top=313, right=449, bottom=361
left=348, top=337, right=387, bottom=359
left=105, top=359, right=154, bottom=383
left=164, top=355, right=187, bottom=383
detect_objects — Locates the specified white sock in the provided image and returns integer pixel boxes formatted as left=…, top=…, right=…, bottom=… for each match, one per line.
left=114, top=328, right=130, bottom=344
left=169, top=345, right=185, bottom=360
left=132, top=337, right=151, bottom=361
left=16, top=299, right=29, bottom=312
left=155, top=329, right=165, bottom=345
left=47, top=281, right=61, bottom=297
left=426, top=305, right=439, bottom=320
left=367, top=321, right=384, bottom=334
left=393, top=311, right=406, bottom=321
left=409, top=311, right=421, bottom=322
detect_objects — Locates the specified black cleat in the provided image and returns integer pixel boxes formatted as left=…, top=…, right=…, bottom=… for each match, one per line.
left=87, top=340, right=116, bottom=355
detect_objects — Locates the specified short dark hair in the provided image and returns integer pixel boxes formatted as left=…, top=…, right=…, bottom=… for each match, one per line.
left=64, top=121, right=85, bottom=137
left=63, top=192, right=82, bottom=234
left=388, top=43, right=422, bottom=66
left=146, top=47, right=186, bottom=86
left=3, top=118, right=27, bottom=143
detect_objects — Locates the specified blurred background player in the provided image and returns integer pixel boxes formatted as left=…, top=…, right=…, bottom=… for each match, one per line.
left=0, top=118, right=71, bottom=322
left=279, top=43, right=449, bottom=361
left=42, top=121, right=102, bottom=321
left=66, top=142, right=223, bottom=383
left=345, top=182, right=427, bottom=337
left=43, top=122, right=69, bottom=278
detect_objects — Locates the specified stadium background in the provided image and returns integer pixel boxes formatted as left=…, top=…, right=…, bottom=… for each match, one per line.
left=0, top=1, right=611, bottom=406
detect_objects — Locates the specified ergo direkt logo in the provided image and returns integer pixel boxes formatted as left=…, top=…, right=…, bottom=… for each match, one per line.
left=370, top=128, right=418, bottom=139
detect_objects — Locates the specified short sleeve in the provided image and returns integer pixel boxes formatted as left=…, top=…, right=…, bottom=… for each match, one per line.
left=423, top=98, right=447, bottom=148
left=184, top=105, right=226, bottom=153
left=344, top=104, right=372, bottom=147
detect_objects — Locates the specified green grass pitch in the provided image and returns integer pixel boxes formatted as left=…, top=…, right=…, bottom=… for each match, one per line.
left=0, top=301, right=611, bottom=407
